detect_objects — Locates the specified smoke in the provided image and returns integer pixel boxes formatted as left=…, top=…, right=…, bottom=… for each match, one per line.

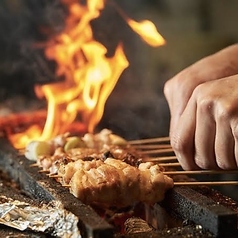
left=0, top=0, right=67, bottom=98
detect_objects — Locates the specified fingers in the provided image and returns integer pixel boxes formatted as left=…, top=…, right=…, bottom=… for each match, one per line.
left=231, top=120, right=238, bottom=167
left=164, top=46, right=238, bottom=170
left=195, top=99, right=237, bottom=170
left=171, top=86, right=218, bottom=170
left=170, top=79, right=238, bottom=170
left=194, top=96, right=217, bottom=169
left=170, top=97, right=198, bottom=170
left=164, top=44, right=238, bottom=138
left=215, top=114, right=236, bottom=169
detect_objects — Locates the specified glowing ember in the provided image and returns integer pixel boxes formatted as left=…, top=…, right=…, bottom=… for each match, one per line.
left=9, top=0, right=165, bottom=149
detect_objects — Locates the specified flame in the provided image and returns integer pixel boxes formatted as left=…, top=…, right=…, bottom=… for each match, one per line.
left=127, top=19, right=165, bottom=47
left=9, top=0, right=165, bottom=149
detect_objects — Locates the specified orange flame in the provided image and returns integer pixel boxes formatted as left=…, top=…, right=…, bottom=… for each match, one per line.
left=127, top=19, right=165, bottom=47
left=9, top=0, right=165, bottom=149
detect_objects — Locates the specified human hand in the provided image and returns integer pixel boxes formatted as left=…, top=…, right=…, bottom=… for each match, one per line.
left=164, top=44, right=238, bottom=170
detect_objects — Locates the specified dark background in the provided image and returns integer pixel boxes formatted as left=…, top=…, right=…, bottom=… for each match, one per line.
left=1, top=0, right=238, bottom=139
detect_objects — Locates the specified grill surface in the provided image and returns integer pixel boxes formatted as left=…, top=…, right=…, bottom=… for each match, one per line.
left=0, top=137, right=238, bottom=237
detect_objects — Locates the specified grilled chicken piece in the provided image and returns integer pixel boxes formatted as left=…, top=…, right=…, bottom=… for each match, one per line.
left=25, top=129, right=173, bottom=208
left=58, top=159, right=104, bottom=184
left=69, top=158, right=173, bottom=208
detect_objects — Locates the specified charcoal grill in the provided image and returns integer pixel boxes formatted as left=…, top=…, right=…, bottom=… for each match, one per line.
left=0, top=136, right=238, bottom=238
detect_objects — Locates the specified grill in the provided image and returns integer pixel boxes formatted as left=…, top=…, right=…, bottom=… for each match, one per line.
left=0, top=135, right=238, bottom=238
left=1, top=1, right=238, bottom=238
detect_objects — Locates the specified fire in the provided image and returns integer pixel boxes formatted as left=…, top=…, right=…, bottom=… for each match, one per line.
left=127, top=19, right=165, bottom=47
left=9, top=0, right=165, bottom=149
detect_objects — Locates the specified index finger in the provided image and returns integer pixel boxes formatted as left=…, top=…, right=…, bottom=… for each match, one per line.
left=170, top=97, right=198, bottom=170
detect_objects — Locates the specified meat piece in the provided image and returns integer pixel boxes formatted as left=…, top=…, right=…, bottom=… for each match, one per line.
left=69, top=163, right=121, bottom=206
left=58, top=159, right=104, bottom=184
left=24, top=129, right=173, bottom=208
left=138, top=162, right=172, bottom=204
left=104, top=158, right=140, bottom=206
left=69, top=158, right=173, bottom=208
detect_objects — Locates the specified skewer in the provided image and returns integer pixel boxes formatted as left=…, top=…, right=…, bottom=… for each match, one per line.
left=174, top=181, right=238, bottom=186
left=139, top=148, right=174, bottom=155
left=49, top=174, right=62, bottom=178
left=18, top=149, right=25, bottom=155
left=129, top=136, right=170, bottom=145
left=143, top=155, right=177, bottom=162
left=158, top=162, right=181, bottom=167
left=29, top=163, right=39, bottom=167
left=62, top=184, right=71, bottom=188
left=132, top=144, right=172, bottom=150
left=164, top=170, right=238, bottom=175
left=38, top=169, right=50, bottom=173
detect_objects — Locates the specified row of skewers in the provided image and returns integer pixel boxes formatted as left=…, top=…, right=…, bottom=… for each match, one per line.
left=129, top=136, right=238, bottom=186
left=31, top=134, right=238, bottom=186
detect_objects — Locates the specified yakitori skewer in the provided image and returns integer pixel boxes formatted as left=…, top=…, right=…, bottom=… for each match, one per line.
left=49, top=174, right=62, bottom=178
left=29, top=163, right=39, bottom=167
left=62, top=184, right=71, bottom=188
left=143, top=155, right=177, bottom=162
left=157, top=162, right=181, bottom=167
left=139, top=148, right=174, bottom=155
left=38, top=169, right=50, bottom=173
left=128, top=136, right=170, bottom=145
left=174, top=181, right=238, bottom=186
left=131, top=144, right=172, bottom=150
left=61, top=181, right=238, bottom=189
left=164, top=170, right=238, bottom=175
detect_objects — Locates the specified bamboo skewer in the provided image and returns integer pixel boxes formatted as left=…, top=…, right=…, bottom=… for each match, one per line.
left=139, top=148, right=174, bottom=155
left=38, top=169, right=49, bottom=173
left=62, top=184, right=71, bottom=188
left=157, top=162, right=181, bottom=167
left=26, top=133, right=238, bottom=189
left=132, top=144, right=172, bottom=150
left=49, top=174, right=62, bottom=178
left=164, top=170, right=238, bottom=175
left=143, top=155, right=177, bottom=162
left=129, top=136, right=170, bottom=145
left=174, top=181, right=238, bottom=186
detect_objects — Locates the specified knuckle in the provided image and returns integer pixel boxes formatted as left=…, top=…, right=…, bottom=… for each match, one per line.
left=163, top=80, right=172, bottom=97
left=164, top=74, right=186, bottom=97
left=197, top=98, right=214, bottom=115
left=193, top=85, right=214, bottom=114
left=216, top=102, right=236, bottom=122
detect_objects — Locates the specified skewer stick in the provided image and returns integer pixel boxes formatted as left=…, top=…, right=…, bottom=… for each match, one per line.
left=49, top=174, right=63, bottom=178
left=38, top=169, right=49, bottom=173
left=174, top=181, right=238, bottom=186
left=139, top=148, right=174, bottom=155
left=143, top=155, right=177, bottom=162
left=158, top=162, right=181, bottom=167
left=18, top=149, right=25, bottom=155
left=129, top=136, right=170, bottom=145
left=132, top=144, right=172, bottom=149
left=29, top=163, right=39, bottom=167
left=164, top=170, right=238, bottom=175
left=62, top=184, right=71, bottom=188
